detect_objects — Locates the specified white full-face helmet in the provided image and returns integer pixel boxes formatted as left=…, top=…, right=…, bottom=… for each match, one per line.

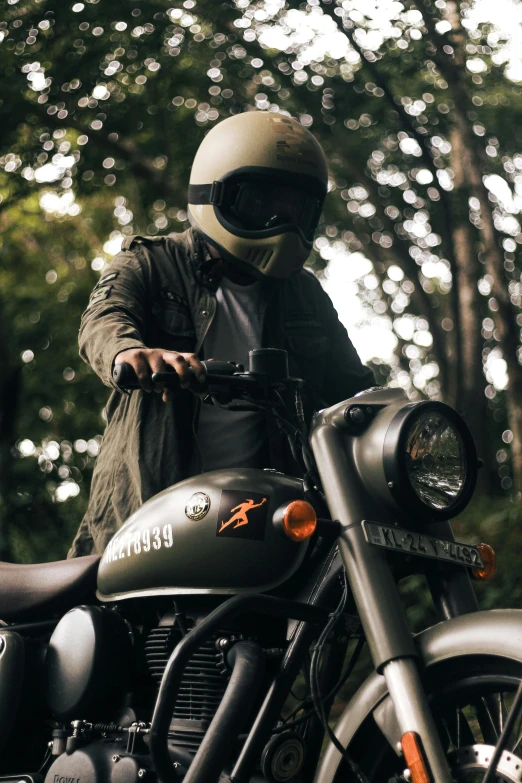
left=187, top=111, right=329, bottom=278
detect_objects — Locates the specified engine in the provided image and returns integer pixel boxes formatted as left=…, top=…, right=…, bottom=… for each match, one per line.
left=145, top=618, right=230, bottom=755
left=41, top=600, right=288, bottom=783
left=9, top=469, right=314, bottom=781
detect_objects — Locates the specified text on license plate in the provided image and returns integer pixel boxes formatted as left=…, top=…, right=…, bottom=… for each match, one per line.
left=362, top=521, right=484, bottom=569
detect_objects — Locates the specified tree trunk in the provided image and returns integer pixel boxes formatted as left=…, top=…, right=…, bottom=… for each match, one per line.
left=448, top=128, right=496, bottom=486
left=320, top=1, right=464, bottom=402
left=413, top=0, right=522, bottom=491
left=328, top=135, right=452, bottom=391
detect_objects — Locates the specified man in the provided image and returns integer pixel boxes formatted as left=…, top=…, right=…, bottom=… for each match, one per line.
left=68, top=111, right=374, bottom=557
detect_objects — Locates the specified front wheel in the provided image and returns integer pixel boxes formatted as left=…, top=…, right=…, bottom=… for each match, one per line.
left=332, top=655, right=522, bottom=782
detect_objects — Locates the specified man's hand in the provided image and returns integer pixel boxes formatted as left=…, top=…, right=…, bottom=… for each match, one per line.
left=114, top=348, right=206, bottom=402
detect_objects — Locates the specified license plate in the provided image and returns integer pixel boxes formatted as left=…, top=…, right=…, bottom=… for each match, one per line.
left=362, top=521, right=484, bottom=569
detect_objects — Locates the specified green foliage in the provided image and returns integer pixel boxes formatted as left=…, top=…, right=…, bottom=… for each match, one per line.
left=0, top=207, right=108, bottom=560
left=1, top=0, right=521, bottom=574
left=453, top=493, right=522, bottom=609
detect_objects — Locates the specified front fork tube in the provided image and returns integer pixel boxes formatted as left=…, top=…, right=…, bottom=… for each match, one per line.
left=337, top=527, right=454, bottom=783
left=383, top=658, right=452, bottom=782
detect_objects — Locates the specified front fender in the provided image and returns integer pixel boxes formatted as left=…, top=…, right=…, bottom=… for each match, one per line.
left=315, top=609, right=522, bottom=783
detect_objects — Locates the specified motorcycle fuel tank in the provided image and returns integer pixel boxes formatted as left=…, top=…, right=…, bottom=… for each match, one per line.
left=97, top=469, right=308, bottom=601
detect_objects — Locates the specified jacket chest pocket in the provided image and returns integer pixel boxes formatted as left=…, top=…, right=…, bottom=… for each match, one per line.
left=154, top=303, right=194, bottom=335
left=152, top=300, right=196, bottom=352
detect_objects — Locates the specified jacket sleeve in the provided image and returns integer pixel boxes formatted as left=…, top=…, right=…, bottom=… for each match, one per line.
left=78, top=246, right=150, bottom=388
left=316, top=280, right=376, bottom=406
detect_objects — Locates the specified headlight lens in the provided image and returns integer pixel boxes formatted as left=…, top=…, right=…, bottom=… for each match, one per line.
left=405, top=412, right=466, bottom=510
left=382, top=401, right=477, bottom=521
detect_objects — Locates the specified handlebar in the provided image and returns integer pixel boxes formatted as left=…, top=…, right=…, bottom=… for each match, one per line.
left=113, top=360, right=260, bottom=395
left=114, top=360, right=226, bottom=389
left=112, top=350, right=302, bottom=407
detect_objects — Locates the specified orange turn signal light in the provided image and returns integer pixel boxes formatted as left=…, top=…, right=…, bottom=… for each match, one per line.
left=281, top=500, right=317, bottom=542
left=401, top=731, right=431, bottom=783
left=471, top=543, right=496, bottom=581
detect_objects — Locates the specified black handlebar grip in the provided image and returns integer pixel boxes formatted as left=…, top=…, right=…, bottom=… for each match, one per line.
left=113, top=359, right=241, bottom=392
left=113, top=362, right=141, bottom=389
left=113, top=363, right=186, bottom=391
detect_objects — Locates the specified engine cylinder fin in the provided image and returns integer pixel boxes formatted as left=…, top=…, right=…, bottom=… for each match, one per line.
left=144, top=623, right=230, bottom=729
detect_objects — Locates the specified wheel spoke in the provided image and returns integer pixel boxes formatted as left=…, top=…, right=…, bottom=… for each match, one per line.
left=508, top=702, right=522, bottom=754
left=499, top=691, right=508, bottom=734
left=473, top=697, right=499, bottom=745
left=441, top=707, right=476, bottom=750
left=457, top=707, right=476, bottom=748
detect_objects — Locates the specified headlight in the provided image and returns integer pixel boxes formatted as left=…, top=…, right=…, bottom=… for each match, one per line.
left=405, top=411, right=466, bottom=509
left=383, top=402, right=477, bottom=521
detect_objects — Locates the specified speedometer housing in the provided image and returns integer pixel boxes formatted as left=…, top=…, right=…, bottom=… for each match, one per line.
left=383, top=401, right=478, bottom=522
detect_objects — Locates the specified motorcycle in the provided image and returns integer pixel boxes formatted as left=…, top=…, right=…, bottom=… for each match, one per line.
left=1, top=347, right=522, bottom=783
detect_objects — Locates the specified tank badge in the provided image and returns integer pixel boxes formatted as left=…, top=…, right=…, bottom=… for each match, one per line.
left=216, top=491, right=269, bottom=541
left=185, top=492, right=211, bottom=521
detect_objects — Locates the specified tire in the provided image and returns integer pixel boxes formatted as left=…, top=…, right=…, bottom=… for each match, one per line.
left=332, top=654, right=522, bottom=782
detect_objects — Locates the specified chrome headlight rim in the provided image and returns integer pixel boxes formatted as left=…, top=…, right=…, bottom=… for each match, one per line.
left=383, top=401, right=478, bottom=522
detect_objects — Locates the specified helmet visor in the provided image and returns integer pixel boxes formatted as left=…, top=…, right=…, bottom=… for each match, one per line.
left=221, top=179, right=322, bottom=241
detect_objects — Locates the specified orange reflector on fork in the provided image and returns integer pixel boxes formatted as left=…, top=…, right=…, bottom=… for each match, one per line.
left=401, top=731, right=432, bottom=783
left=471, top=543, right=496, bottom=581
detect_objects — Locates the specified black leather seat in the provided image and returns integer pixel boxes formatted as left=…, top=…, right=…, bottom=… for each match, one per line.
left=0, top=555, right=101, bottom=621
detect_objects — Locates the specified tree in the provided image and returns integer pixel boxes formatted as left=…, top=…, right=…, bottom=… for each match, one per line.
left=1, top=0, right=521, bottom=561
left=244, top=0, right=522, bottom=491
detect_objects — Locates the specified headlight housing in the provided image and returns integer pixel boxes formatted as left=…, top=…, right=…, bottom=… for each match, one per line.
left=383, top=401, right=477, bottom=521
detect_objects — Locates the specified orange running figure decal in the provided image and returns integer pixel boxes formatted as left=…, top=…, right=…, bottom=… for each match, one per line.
left=219, top=498, right=268, bottom=534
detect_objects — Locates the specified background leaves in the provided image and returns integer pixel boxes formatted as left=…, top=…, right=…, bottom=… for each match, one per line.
left=0, top=0, right=521, bottom=621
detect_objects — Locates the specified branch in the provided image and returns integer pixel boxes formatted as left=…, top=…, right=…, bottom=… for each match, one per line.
left=350, top=225, right=448, bottom=390
left=320, top=4, right=435, bottom=170
left=318, top=1, right=462, bottom=365
left=408, top=0, right=522, bottom=364
left=31, top=102, right=183, bottom=198
left=335, top=153, right=450, bottom=384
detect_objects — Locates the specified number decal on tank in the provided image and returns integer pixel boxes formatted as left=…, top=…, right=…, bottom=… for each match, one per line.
left=103, top=523, right=174, bottom=563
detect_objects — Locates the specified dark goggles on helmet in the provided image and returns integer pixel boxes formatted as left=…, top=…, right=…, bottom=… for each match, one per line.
left=188, top=169, right=326, bottom=243
left=223, top=179, right=323, bottom=240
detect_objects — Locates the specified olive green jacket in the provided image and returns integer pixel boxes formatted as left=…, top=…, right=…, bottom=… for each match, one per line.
left=68, top=228, right=374, bottom=557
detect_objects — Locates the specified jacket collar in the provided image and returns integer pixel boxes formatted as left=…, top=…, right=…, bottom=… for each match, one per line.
left=187, top=228, right=222, bottom=292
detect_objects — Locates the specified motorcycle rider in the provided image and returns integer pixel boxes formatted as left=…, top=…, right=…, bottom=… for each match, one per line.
left=68, top=111, right=375, bottom=557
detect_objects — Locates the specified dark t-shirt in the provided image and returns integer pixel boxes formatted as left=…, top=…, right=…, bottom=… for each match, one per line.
left=198, top=276, right=269, bottom=472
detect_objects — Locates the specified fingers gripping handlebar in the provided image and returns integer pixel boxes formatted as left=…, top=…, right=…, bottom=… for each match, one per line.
left=112, top=360, right=238, bottom=392
left=112, top=361, right=162, bottom=390
left=112, top=349, right=298, bottom=399
left=112, top=360, right=265, bottom=403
